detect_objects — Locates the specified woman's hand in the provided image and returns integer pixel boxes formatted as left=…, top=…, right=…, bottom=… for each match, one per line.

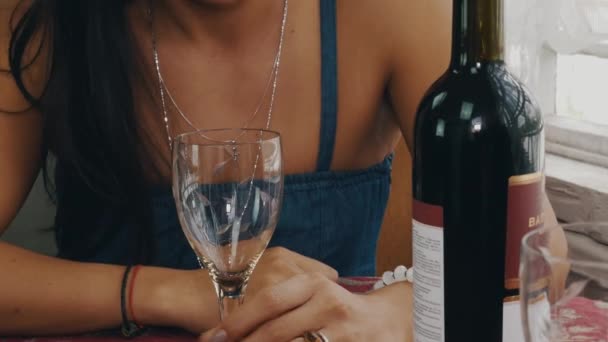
left=139, top=247, right=338, bottom=333
left=247, top=247, right=339, bottom=298
left=199, top=273, right=413, bottom=342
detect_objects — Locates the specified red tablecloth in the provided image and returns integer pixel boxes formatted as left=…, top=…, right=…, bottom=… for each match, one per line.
left=1, top=277, right=378, bottom=342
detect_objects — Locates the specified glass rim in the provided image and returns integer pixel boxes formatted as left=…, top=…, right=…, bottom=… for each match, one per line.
left=522, top=222, right=608, bottom=267
left=173, top=128, right=281, bottom=146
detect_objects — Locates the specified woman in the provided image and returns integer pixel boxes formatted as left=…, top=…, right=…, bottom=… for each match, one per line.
left=0, top=0, right=563, bottom=341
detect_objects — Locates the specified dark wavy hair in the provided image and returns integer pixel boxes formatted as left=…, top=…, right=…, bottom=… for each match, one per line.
left=7, top=0, right=155, bottom=262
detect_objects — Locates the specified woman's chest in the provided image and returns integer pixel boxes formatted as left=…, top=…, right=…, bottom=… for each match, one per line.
left=131, top=3, right=401, bottom=181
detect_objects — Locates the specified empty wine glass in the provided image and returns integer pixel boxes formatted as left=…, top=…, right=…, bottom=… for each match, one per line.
left=520, top=222, right=608, bottom=341
left=172, top=128, right=283, bottom=320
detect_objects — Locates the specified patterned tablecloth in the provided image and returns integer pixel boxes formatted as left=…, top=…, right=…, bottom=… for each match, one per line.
left=3, top=277, right=606, bottom=341
left=557, top=296, right=608, bottom=340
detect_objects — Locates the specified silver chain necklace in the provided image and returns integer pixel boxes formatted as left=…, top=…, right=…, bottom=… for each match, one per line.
left=148, top=0, right=289, bottom=148
left=148, top=1, right=289, bottom=240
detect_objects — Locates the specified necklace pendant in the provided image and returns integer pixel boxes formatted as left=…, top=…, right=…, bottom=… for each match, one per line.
left=231, top=144, right=239, bottom=161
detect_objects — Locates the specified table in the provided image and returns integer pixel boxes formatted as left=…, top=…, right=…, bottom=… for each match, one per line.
left=558, top=296, right=608, bottom=340
left=4, top=278, right=605, bottom=341
left=1, top=277, right=378, bottom=342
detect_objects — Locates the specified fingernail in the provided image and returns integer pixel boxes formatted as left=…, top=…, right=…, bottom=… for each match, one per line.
left=208, top=329, right=227, bottom=342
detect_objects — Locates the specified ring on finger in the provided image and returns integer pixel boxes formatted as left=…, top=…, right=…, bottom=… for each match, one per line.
left=303, top=331, right=329, bottom=342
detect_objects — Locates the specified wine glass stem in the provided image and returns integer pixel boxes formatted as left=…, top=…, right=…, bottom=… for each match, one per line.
left=219, top=292, right=244, bottom=320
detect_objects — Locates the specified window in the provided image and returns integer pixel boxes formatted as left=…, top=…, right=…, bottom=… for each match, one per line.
left=506, top=0, right=608, bottom=221
left=548, top=50, right=608, bottom=168
left=556, top=52, right=608, bottom=126
left=507, top=0, right=608, bottom=169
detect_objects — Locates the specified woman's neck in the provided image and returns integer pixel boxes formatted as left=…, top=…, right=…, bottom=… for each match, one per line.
left=153, top=0, right=282, bottom=48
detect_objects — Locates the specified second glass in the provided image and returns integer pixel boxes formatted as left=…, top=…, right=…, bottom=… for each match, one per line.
left=521, top=222, right=608, bottom=341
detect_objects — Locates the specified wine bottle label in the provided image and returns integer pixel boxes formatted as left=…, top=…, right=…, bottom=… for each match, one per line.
left=504, top=172, right=544, bottom=289
left=503, top=296, right=525, bottom=341
left=413, top=200, right=444, bottom=342
left=413, top=172, right=543, bottom=342
left=502, top=172, right=544, bottom=341
left=503, top=291, right=550, bottom=341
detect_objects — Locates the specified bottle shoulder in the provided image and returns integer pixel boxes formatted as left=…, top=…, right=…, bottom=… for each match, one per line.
left=416, top=63, right=542, bottom=136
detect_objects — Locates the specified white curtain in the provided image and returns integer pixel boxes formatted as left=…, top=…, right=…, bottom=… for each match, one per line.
left=542, top=0, right=608, bottom=54
left=505, top=0, right=608, bottom=107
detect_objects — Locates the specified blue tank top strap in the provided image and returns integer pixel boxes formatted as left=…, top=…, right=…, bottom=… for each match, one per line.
left=53, top=0, right=393, bottom=277
left=316, top=0, right=338, bottom=172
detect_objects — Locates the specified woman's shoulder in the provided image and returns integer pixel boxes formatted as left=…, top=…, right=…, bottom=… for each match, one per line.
left=0, top=0, right=22, bottom=12
left=336, top=0, right=451, bottom=149
left=337, top=0, right=451, bottom=76
left=0, top=0, right=49, bottom=112
left=337, top=1, right=450, bottom=36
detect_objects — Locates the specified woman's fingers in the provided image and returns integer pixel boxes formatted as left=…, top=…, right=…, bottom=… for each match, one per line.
left=265, top=247, right=338, bottom=281
left=292, top=254, right=338, bottom=281
left=200, top=273, right=325, bottom=342
left=242, top=278, right=351, bottom=342
left=242, top=300, right=323, bottom=342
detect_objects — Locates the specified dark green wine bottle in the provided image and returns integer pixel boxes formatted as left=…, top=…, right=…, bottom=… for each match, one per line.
left=412, top=0, right=545, bottom=341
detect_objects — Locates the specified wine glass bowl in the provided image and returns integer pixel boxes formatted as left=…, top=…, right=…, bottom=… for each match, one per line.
left=172, top=129, right=283, bottom=319
left=520, top=222, right=608, bottom=341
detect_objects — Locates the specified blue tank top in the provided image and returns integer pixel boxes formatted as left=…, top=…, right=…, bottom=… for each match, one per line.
left=54, top=0, right=392, bottom=277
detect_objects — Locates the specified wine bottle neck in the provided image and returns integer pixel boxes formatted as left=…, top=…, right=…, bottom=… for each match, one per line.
left=451, top=0, right=504, bottom=69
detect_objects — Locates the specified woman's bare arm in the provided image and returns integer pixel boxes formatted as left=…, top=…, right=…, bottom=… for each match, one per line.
left=0, top=5, right=220, bottom=334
